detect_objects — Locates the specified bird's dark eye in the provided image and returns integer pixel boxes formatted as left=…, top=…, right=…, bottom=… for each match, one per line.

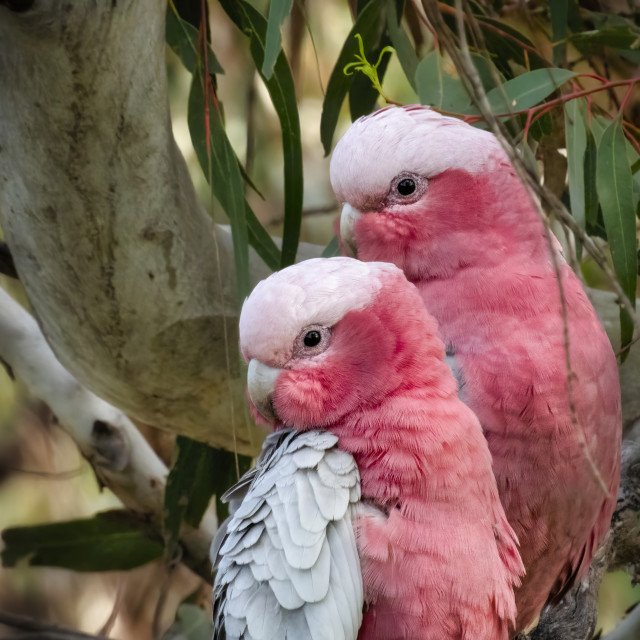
left=303, top=330, right=322, bottom=347
left=397, top=178, right=416, bottom=196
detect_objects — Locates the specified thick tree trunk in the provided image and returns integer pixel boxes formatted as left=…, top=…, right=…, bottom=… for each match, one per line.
left=0, top=0, right=263, bottom=452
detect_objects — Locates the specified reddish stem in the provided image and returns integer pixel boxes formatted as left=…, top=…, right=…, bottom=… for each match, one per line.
left=619, top=78, right=637, bottom=114
left=623, top=126, right=640, bottom=157
left=523, top=108, right=534, bottom=140
left=415, top=1, right=439, bottom=51
left=197, top=9, right=211, bottom=155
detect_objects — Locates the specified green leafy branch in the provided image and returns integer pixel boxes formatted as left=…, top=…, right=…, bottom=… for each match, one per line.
left=343, top=34, right=396, bottom=104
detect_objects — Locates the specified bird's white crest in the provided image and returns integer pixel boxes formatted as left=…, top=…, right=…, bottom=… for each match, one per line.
left=330, top=105, right=504, bottom=207
left=239, top=257, right=402, bottom=366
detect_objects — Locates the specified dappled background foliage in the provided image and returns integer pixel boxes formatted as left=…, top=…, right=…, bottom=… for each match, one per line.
left=1, top=0, right=639, bottom=638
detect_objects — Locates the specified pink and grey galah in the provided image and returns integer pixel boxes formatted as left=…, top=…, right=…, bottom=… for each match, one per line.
left=213, top=257, right=524, bottom=640
left=330, top=105, right=622, bottom=632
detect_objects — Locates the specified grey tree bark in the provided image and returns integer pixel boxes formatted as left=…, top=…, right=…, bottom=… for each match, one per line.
left=0, top=0, right=263, bottom=452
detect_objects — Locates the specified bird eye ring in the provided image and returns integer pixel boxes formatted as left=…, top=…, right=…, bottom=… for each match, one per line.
left=294, top=325, right=331, bottom=358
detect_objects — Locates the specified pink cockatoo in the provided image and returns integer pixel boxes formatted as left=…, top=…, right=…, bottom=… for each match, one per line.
left=213, top=257, right=524, bottom=640
left=330, top=105, right=622, bottom=632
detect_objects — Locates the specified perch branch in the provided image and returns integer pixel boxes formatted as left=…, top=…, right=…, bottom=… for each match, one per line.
left=0, top=285, right=217, bottom=577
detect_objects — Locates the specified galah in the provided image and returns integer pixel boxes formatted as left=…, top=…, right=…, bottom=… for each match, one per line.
left=213, top=257, right=524, bottom=640
left=330, top=105, right=622, bottom=632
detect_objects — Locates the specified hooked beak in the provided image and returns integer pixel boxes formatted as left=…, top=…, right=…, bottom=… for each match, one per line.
left=247, top=359, right=281, bottom=423
left=340, top=203, right=362, bottom=258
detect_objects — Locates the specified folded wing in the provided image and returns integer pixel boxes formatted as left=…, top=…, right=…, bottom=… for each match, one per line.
left=212, top=429, right=363, bottom=640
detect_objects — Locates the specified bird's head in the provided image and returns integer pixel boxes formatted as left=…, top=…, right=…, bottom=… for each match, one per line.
left=330, top=105, right=535, bottom=280
left=239, top=257, right=448, bottom=429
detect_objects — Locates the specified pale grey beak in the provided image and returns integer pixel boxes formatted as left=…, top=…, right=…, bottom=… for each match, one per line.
left=247, top=359, right=281, bottom=422
left=340, top=203, right=362, bottom=258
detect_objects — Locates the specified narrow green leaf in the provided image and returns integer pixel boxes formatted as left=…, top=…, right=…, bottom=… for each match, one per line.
left=2, top=511, right=163, bottom=572
left=164, top=436, right=218, bottom=555
left=320, top=0, right=385, bottom=155
left=564, top=98, right=587, bottom=230
left=322, top=236, right=340, bottom=257
left=596, top=117, right=638, bottom=350
left=550, top=0, right=568, bottom=66
left=478, top=17, right=548, bottom=75
left=584, top=129, right=598, bottom=230
left=210, top=449, right=253, bottom=522
left=166, top=4, right=224, bottom=74
left=219, top=0, right=303, bottom=268
left=164, top=438, right=253, bottom=551
left=188, top=70, right=250, bottom=300
left=469, top=53, right=503, bottom=94
left=386, top=0, right=418, bottom=91
left=571, top=12, right=640, bottom=51
left=247, top=206, right=282, bottom=271
left=262, top=0, right=294, bottom=79
left=516, top=140, right=539, bottom=179
left=415, top=50, right=470, bottom=113
left=486, top=68, right=575, bottom=116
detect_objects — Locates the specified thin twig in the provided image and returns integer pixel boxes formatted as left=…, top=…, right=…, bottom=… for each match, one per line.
left=97, top=577, right=124, bottom=637
left=302, top=204, right=339, bottom=216
left=8, top=466, right=85, bottom=480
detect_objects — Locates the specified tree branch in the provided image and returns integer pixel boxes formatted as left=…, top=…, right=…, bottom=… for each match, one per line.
left=0, top=610, right=108, bottom=640
left=0, top=285, right=217, bottom=576
left=0, top=0, right=263, bottom=452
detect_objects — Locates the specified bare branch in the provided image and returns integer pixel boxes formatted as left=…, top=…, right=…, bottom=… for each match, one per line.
left=0, top=611, right=107, bottom=640
left=0, top=285, right=217, bottom=575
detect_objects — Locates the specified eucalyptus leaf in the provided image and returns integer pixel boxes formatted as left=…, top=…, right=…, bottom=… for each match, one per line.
left=478, top=17, right=548, bottom=75
left=2, top=511, right=163, bottom=572
left=386, top=0, right=417, bottom=91
left=571, top=13, right=640, bottom=51
left=485, top=68, right=575, bottom=116
left=166, top=4, right=224, bottom=74
left=584, top=129, right=599, bottom=231
left=564, top=98, right=588, bottom=230
left=550, top=0, right=568, bottom=66
left=219, top=0, right=303, bottom=268
left=247, top=209, right=282, bottom=271
left=416, top=50, right=470, bottom=113
left=596, top=117, right=638, bottom=352
left=164, top=436, right=218, bottom=556
left=164, top=438, right=253, bottom=554
left=262, top=0, right=294, bottom=79
left=188, top=70, right=250, bottom=301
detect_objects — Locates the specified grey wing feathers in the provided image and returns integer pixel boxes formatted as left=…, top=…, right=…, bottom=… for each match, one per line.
left=212, top=429, right=363, bottom=640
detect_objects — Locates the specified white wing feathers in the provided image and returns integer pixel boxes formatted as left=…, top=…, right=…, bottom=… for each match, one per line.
left=212, top=430, right=363, bottom=640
